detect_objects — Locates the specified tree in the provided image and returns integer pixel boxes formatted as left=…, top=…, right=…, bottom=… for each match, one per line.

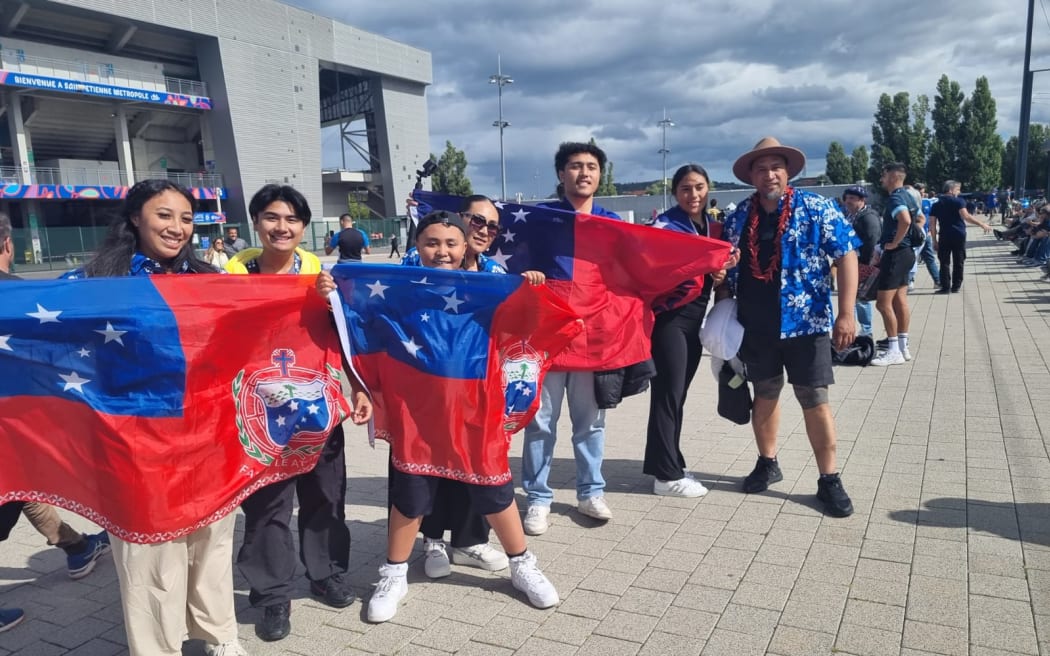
left=869, top=92, right=911, bottom=183
left=431, top=140, right=473, bottom=195
left=909, top=94, right=931, bottom=180
left=850, top=146, right=869, bottom=184
left=958, top=76, right=1002, bottom=191
left=926, top=75, right=965, bottom=189
left=598, top=161, right=617, bottom=196
left=824, top=141, right=853, bottom=184
left=646, top=180, right=668, bottom=196
left=346, top=196, right=371, bottom=221
left=1002, top=124, right=1050, bottom=193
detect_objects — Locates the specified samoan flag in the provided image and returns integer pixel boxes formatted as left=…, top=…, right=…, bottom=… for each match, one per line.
left=0, top=276, right=349, bottom=543
left=328, top=264, right=582, bottom=485
left=414, top=190, right=732, bottom=370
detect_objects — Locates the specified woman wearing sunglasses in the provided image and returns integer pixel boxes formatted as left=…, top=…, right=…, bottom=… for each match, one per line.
left=403, top=195, right=507, bottom=273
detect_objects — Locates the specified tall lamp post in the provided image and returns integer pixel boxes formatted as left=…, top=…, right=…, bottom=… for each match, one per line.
left=489, top=55, right=513, bottom=201
left=657, top=109, right=674, bottom=211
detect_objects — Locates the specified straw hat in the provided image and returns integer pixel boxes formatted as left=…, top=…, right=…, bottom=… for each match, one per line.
left=732, top=136, right=806, bottom=185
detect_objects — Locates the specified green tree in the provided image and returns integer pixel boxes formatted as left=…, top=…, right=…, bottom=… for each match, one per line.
left=958, top=76, right=1002, bottom=191
left=909, top=94, right=931, bottom=180
left=346, top=196, right=371, bottom=221
left=431, top=140, right=473, bottom=195
left=869, top=92, right=911, bottom=183
left=1002, top=124, right=1050, bottom=193
left=598, top=161, right=617, bottom=196
left=850, top=146, right=869, bottom=184
left=824, top=141, right=853, bottom=184
left=926, top=75, right=965, bottom=189
left=646, top=180, right=668, bottom=196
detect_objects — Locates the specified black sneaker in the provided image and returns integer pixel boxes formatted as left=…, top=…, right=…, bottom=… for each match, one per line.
left=743, top=457, right=783, bottom=493
left=256, top=601, right=291, bottom=642
left=817, top=475, right=854, bottom=517
left=310, top=572, right=356, bottom=608
left=934, top=288, right=951, bottom=294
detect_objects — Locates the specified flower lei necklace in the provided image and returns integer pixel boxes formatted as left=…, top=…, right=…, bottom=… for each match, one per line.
left=746, top=186, right=794, bottom=283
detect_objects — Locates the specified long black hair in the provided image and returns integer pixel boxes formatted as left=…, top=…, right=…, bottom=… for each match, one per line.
left=84, top=179, right=212, bottom=277
left=671, top=163, right=711, bottom=193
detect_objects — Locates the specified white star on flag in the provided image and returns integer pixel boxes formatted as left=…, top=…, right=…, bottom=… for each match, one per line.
left=494, top=201, right=506, bottom=209
left=489, top=249, right=512, bottom=269
left=420, top=312, right=430, bottom=323
left=512, top=208, right=530, bottom=223
left=502, top=229, right=516, bottom=243
left=290, top=400, right=299, bottom=411
left=652, top=219, right=670, bottom=230
left=307, top=403, right=320, bottom=414
left=411, top=276, right=433, bottom=285
left=59, top=371, right=90, bottom=393
left=521, top=387, right=532, bottom=396
left=515, top=382, right=525, bottom=390
left=402, top=337, right=422, bottom=358
left=0, top=335, right=10, bottom=352
left=95, top=322, right=127, bottom=345
left=76, top=348, right=90, bottom=358
left=28, top=304, right=61, bottom=323
left=443, top=292, right=464, bottom=313
left=275, top=415, right=287, bottom=427
left=367, top=280, right=390, bottom=298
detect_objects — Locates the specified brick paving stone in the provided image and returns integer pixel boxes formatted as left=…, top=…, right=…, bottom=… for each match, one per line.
left=834, top=622, right=902, bottom=656
left=901, top=619, right=969, bottom=655
left=841, top=598, right=905, bottom=633
left=532, top=612, right=599, bottom=646
left=593, top=609, right=658, bottom=643
left=636, top=630, right=706, bottom=656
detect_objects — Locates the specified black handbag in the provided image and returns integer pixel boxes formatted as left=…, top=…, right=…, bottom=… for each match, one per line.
left=717, top=361, right=752, bottom=425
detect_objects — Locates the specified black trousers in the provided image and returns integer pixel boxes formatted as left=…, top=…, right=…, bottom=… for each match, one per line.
left=644, top=310, right=703, bottom=481
left=237, top=424, right=350, bottom=608
left=938, top=235, right=967, bottom=291
left=419, top=479, right=490, bottom=547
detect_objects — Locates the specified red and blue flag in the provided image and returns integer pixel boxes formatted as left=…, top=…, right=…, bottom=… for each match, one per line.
left=0, top=276, right=349, bottom=543
left=328, top=264, right=582, bottom=485
left=414, top=191, right=732, bottom=370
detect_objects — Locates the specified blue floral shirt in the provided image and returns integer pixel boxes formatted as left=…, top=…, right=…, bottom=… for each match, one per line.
left=62, top=252, right=203, bottom=279
left=400, top=247, right=507, bottom=273
left=724, top=189, right=859, bottom=339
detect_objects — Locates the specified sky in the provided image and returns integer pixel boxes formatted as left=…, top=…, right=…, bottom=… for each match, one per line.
left=289, top=0, right=1050, bottom=198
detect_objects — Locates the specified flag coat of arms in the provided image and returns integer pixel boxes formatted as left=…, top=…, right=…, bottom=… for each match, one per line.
left=0, top=276, right=349, bottom=544
left=329, top=264, right=582, bottom=484
left=414, top=191, right=733, bottom=370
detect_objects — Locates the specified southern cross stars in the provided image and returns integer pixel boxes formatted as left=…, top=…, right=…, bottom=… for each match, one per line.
left=27, top=304, right=61, bottom=323
left=0, top=335, right=10, bottom=352
left=59, top=371, right=90, bottom=393
left=512, top=208, right=529, bottom=223
left=442, top=292, right=464, bottom=313
left=367, top=280, right=390, bottom=298
left=95, top=322, right=127, bottom=346
left=402, top=337, right=422, bottom=358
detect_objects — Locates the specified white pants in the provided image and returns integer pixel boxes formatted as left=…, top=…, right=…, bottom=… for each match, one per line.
left=111, top=513, right=239, bottom=655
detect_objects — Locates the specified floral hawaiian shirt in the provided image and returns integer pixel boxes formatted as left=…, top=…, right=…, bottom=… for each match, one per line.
left=400, top=247, right=507, bottom=273
left=62, top=252, right=196, bottom=279
left=724, top=189, right=859, bottom=339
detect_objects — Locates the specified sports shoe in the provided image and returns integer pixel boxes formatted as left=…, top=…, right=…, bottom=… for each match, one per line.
left=309, top=572, right=356, bottom=608
left=816, top=474, right=854, bottom=517
left=577, top=496, right=612, bottom=521
left=743, top=456, right=783, bottom=493
left=902, top=347, right=912, bottom=361
left=205, top=640, right=249, bottom=656
left=451, top=543, right=509, bottom=571
left=876, top=337, right=891, bottom=349
left=907, top=282, right=915, bottom=293
left=523, top=504, right=550, bottom=536
left=0, top=608, right=25, bottom=633
left=423, top=538, right=451, bottom=578
left=509, top=551, right=559, bottom=608
left=935, top=288, right=951, bottom=294
left=367, top=562, right=408, bottom=623
left=654, top=475, right=709, bottom=498
left=870, top=350, right=906, bottom=366
left=68, top=531, right=111, bottom=579
left=255, top=601, right=290, bottom=642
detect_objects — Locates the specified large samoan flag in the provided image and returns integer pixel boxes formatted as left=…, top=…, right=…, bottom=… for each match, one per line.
left=0, top=276, right=350, bottom=544
left=329, top=264, right=582, bottom=484
left=414, top=191, right=732, bottom=370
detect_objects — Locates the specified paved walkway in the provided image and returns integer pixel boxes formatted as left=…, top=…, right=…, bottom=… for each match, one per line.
left=2, top=230, right=1049, bottom=655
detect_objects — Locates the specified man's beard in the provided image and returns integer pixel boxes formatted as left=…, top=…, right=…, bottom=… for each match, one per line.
left=763, top=189, right=782, bottom=201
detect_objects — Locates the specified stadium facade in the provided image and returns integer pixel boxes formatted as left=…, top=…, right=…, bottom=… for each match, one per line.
left=0, top=0, right=431, bottom=269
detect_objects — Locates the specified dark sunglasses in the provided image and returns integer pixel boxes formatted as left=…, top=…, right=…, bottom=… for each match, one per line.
left=462, top=213, right=500, bottom=233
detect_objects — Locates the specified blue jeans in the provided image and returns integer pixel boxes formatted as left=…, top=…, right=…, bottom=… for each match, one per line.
left=521, top=370, right=606, bottom=505
left=855, top=301, right=873, bottom=337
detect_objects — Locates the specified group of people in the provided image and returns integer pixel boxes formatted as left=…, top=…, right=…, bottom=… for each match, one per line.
left=0, top=135, right=879, bottom=653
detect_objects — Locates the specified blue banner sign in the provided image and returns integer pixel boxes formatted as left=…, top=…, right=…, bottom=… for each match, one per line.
left=0, top=70, right=211, bottom=110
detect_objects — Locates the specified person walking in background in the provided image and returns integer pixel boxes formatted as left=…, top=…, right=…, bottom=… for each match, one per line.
left=929, top=180, right=991, bottom=294
left=389, top=233, right=400, bottom=258
left=325, top=213, right=370, bottom=263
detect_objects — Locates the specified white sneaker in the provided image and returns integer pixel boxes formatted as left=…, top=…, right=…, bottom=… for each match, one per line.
left=523, top=504, right=550, bottom=536
left=423, top=538, right=450, bottom=578
left=367, top=563, right=408, bottom=623
left=205, top=641, right=248, bottom=656
left=577, top=496, right=613, bottom=521
left=451, top=543, right=509, bottom=571
left=902, top=347, right=912, bottom=361
left=870, top=350, right=906, bottom=366
left=654, top=476, right=709, bottom=498
left=509, top=551, right=559, bottom=608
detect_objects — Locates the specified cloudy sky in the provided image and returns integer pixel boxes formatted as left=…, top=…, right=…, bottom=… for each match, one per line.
left=290, top=0, right=1050, bottom=197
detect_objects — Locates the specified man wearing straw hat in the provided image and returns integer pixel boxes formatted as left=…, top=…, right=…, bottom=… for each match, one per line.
left=718, top=137, right=860, bottom=517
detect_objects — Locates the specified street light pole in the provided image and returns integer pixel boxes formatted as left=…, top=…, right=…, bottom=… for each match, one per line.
left=657, top=109, right=674, bottom=212
left=489, top=54, right=513, bottom=201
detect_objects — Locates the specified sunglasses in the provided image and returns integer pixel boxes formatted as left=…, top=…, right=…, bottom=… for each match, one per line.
left=462, top=213, right=501, bottom=234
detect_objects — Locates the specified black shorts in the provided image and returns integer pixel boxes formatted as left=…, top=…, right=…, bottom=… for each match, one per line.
left=739, top=332, right=834, bottom=388
left=389, top=469, right=514, bottom=518
left=877, top=247, right=915, bottom=290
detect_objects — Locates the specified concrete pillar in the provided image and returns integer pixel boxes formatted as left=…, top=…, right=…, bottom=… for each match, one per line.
left=199, top=114, right=216, bottom=175
left=6, top=93, right=32, bottom=184
left=114, top=106, right=134, bottom=186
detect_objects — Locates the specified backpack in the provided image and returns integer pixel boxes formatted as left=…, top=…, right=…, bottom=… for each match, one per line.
left=832, top=335, right=875, bottom=366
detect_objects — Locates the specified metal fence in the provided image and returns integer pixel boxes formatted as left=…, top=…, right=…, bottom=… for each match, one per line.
left=0, top=49, right=208, bottom=97
left=0, top=166, right=224, bottom=188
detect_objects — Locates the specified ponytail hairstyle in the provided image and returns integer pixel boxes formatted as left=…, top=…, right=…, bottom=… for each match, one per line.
left=84, top=179, right=212, bottom=277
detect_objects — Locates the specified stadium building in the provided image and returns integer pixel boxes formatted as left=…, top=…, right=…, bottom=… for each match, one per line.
left=0, top=0, right=431, bottom=271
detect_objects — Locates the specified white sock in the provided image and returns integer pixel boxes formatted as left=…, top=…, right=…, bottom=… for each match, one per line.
left=884, top=336, right=900, bottom=355
left=898, top=333, right=909, bottom=351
